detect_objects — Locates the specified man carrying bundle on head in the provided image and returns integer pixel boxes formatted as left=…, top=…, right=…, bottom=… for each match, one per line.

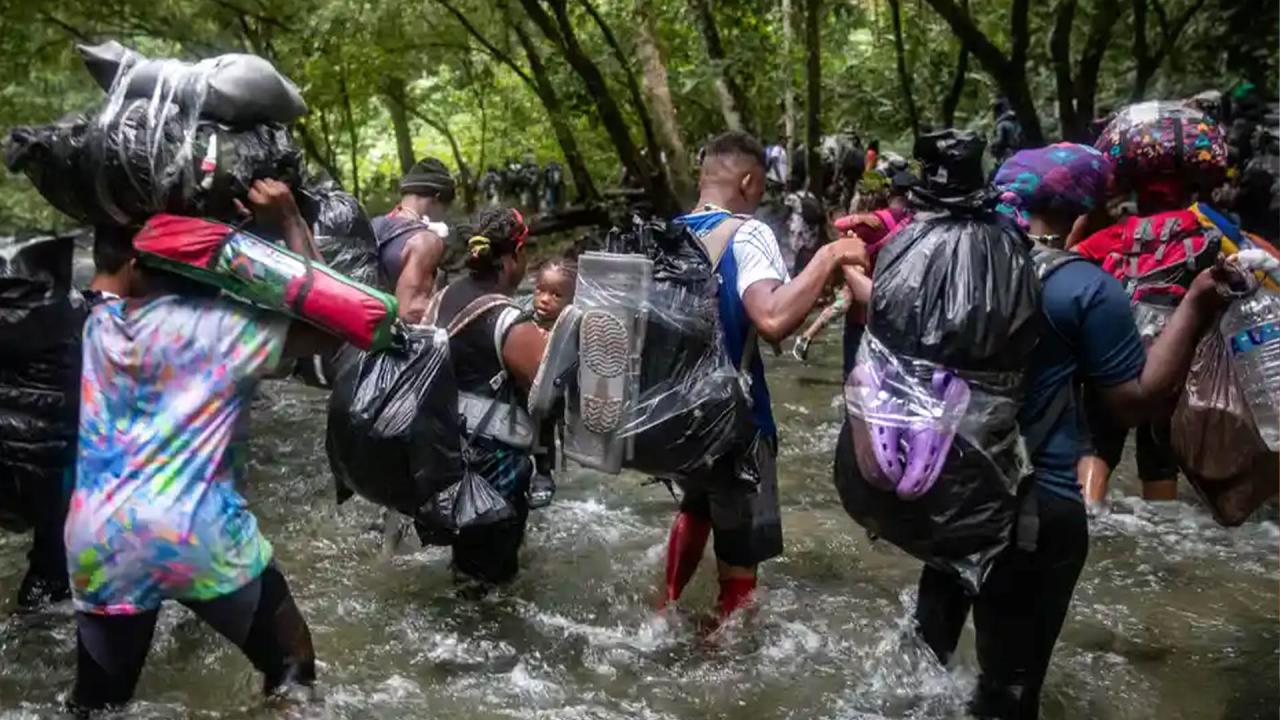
left=372, top=158, right=456, bottom=323
left=665, top=131, right=868, bottom=622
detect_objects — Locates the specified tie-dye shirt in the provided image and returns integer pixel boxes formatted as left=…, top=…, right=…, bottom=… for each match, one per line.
left=67, top=295, right=289, bottom=615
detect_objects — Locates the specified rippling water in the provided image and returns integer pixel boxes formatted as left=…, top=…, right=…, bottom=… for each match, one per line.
left=1, top=326, right=1276, bottom=719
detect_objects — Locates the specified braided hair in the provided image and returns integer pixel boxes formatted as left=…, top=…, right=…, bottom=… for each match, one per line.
left=465, top=207, right=529, bottom=277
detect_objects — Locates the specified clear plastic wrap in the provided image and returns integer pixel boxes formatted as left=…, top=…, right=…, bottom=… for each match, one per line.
left=79, top=41, right=307, bottom=125
left=834, top=333, right=1030, bottom=594
left=5, top=47, right=303, bottom=227
left=1094, top=101, right=1227, bottom=189
left=563, top=218, right=749, bottom=478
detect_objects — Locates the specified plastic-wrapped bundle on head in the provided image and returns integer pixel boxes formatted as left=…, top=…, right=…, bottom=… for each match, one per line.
left=4, top=44, right=304, bottom=227
left=0, top=235, right=86, bottom=532
left=909, top=129, right=993, bottom=211
left=995, top=143, right=1111, bottom=228
left=1093, top=101, right=1227, bottom=194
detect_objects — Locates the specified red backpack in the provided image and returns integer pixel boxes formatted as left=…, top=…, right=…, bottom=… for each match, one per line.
left=1075, top=210, right=1221, bottom=340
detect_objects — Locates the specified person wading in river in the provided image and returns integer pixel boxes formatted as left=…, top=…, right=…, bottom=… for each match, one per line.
left=65, top=180, right=340, bottom=712
left=841, top=143, right=1226, bottom=719
left=372, top=158, right=455, bottom=323
left=666, top=131, right=868, bottom=621
left=427, top=208, right=548, bottom=585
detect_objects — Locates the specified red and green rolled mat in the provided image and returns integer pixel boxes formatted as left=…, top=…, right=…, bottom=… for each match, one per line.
left=134, top=214, right=399, bottom=351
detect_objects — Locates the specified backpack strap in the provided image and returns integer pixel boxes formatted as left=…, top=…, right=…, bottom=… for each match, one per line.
left=700, top=216, right=750, bottom=268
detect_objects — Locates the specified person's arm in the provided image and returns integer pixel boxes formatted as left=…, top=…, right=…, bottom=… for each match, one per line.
left=1095, top=271, right=1224, bottom=427
left=742, top=236, right=868, bottom=344
left=840, top=264, right=874, bottom=306
left=501, top=321, right=549, bottom=391
left=395, top=230, right=445, bottom=324
left=283, top=320, right=343, bottom=360
left=243, top=179, right=322, bottom=261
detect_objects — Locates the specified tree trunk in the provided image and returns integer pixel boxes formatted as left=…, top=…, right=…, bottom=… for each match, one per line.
left=942, top=44, right=969, bottom=128
left=633, top=0, right=695, bottom=202
left=580, top=0, right=662, bottom=166
left=512, top=20, right=600, bottom=203
left=338, top=63, right=361, bottom=200
left=383, top=78, right=417, bottom=173
left=782, top=0, right=796, bottom=162
left=1130, top=0, right=1154, bottom=100
left=804, top=0, right=821, bottom=197
left=923, top=0, right=1044, bottom=145
left=295, top=120, right=344, bottom=183
left=887, top=0, right=920, bottom=141
left=1050, top=0, right=1080, bottom=140
left=432, top=0, right=599, bottom=203
left=520, top=0, right=678, bottom=217
left=1074, top=0, right=1119, bottom=127
left=692, top=0, right=754, bottom=133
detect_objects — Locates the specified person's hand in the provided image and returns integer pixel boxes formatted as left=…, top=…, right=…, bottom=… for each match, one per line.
left=236, top=179, right=304, bottom=231
left=833, top=212, right=883, bottom=233
left=1187, top=259, right=1233, bottom=310
left=826, top=235, right=869, bottom=269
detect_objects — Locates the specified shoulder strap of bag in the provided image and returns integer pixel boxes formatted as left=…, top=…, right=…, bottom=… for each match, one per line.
left=446, top=293, right=517, bottom=339
left=699, top=216, right=750, bottom=268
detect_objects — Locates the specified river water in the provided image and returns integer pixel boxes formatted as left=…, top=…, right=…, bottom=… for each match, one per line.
left=0, top=327, right=1276, bottom=719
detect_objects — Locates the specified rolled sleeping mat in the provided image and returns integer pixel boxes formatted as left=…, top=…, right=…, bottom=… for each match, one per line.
left=133, top=214, right=399, bottom=351
left=563, top=251, right=653, bottom=474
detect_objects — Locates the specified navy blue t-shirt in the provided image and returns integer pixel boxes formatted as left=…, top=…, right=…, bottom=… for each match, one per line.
left=1021, top=260, right=1146, bottom=501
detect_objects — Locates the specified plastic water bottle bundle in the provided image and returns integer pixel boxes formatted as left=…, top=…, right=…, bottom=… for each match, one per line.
left=1220, top=284, right=1280, bottom=451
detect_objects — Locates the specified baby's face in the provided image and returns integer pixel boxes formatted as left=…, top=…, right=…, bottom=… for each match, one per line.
left=533, top=268, right=574, bottom=323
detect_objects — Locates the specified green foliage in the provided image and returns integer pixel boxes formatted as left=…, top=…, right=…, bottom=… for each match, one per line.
left=0, top=0, right=1274, bottom=231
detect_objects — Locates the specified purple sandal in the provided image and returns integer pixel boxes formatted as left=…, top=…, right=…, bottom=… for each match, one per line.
left=850, top=364, right=970, bottom=500
left=895, top=370, right=970, bottom=499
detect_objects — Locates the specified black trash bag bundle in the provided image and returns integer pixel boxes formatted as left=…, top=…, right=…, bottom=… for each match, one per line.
left=599, top=217, right=751, bottom=477
left=5, top=104, right=302, bottom=227
left=833, top=130, right=1041, bottom=594
left=79, top=41, right=307, bottom=125
left=326, top=327, right=465, bottom=516
left=298, top=179, right=382, bottom=289
left=0, top=235, right=85, bottom=533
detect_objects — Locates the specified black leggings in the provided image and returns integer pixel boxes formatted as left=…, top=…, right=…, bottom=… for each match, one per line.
left=914, top=487, right=1089, bottom=720
left=70, top=565, right=315, bottom=712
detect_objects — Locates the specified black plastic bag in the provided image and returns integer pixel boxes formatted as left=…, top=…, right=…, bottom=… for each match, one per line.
left=5, top=105, right=302, bottom=227
left=326, top=327, right=465, bottom=516
left=869, top=210, right=1041, bottom=373
left=299, top=180, right=382, bottom=289
left=0, top=235, right=85, bottom=533
left=600, top=217, right=750, bottom=477
left=834, top=414, right=1024, bottom=595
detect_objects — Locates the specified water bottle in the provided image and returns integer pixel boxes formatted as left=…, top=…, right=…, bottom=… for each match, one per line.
left=1220, top=288, right=1280, bottom=450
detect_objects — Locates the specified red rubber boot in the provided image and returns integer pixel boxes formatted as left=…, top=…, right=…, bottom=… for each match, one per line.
left=716, top=576, right=758, bottom=620
left=663, top=511, right=711, bottom=606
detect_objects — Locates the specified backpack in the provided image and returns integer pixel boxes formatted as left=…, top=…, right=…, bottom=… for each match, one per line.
left=1074, top=210, right=1221, bottom=340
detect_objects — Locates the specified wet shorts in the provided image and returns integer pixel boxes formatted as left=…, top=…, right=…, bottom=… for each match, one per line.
left=677, top=434, right=783, bottom=567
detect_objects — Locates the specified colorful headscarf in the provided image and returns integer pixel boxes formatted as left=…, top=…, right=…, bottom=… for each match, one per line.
left=995, top=143, right=1110, bottom=225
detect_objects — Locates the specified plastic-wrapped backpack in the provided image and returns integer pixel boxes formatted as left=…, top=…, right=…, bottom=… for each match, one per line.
left=536, top=216, right=750, bottom=480
left=834, top=130, right=1041, bottom=594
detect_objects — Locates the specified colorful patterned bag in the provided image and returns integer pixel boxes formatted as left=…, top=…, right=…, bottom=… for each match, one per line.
left=1094, top=101, right=1227, bottom=189
left=134, top=214, right=399, bottom=351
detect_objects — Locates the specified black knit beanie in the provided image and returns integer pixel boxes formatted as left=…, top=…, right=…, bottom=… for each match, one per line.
left=400, top=158, right=456, bottom=200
